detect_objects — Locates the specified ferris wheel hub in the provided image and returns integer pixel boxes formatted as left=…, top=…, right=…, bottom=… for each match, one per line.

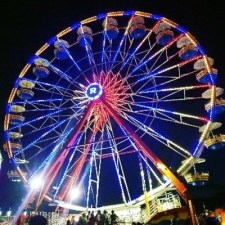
left=85, top=83, right=103, bottom=100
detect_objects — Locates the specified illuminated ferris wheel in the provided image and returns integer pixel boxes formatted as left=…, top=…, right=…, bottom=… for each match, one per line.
left=3, top=10, right=225, bottom=220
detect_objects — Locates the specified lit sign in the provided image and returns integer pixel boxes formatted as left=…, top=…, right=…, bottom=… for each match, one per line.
left=85, top=83, right=102, bottom=100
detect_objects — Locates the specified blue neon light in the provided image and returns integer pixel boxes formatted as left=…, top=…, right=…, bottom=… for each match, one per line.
left=196, top=44, right=205, bottom=55
left=5, top=103, right=10, bottom=114
left=30, top=127, right=74, bottom=179
left=96, top=13, right=107, bottom=20
left=4, top=131, right=9, bottom=141
left=47, top=36, right=57, bottom=45
left=13, top=78, right=21, bottom=89
left=28, top=55, right=37, bottom=65
left=124, top=10, right=135, bottom=16
left=70, top=21, right=81, bottom=30
left=175, top=25, right=187, bottom=33
left=150, top=14, right=163, bottom=20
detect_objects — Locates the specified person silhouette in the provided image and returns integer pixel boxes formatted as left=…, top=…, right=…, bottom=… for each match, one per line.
left=71, top=215, right=77, bottom=225
left=29, top=215, right=48, bottom=225
left=110, top=210, right=118, bottom=225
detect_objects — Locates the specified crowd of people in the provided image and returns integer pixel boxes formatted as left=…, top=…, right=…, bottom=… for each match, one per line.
left=15, top=209, right=119, bottom=225
left=14, top=210, right=223, bottom=225
left=68, top=210, right=119, bottom=225
left=19, top=211, right=222, bottom=225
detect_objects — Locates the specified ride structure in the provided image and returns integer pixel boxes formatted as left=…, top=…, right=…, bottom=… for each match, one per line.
left=2, top=10, right=224, bottom=225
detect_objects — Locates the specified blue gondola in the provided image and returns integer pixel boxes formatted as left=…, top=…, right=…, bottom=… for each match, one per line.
left=156, top=30, right=174, bottom=45
left=129, top=24, right=146, bottom=39
left=104, top=25, right=119, bottom=39
left=33, top=66, right=50, bottom=78
left=196, top=68, right=217, bottom=84
left=17, top=88, right=34, bottom=100
left=179, top=45, right=198, bottom=60
left=54, top=47, right=69, bottom=60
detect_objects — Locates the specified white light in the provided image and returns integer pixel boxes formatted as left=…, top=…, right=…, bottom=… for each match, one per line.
left=70, top=187, right=81, bottom=200
left=163, top=175, right=170, bottom=182
left=30, top=176, right=44, bottom=190
left=7, top=210, right=11, bottom=217
left=0, top=210, right=2, bottom=216
left=156, top=163, right=164, bottom=170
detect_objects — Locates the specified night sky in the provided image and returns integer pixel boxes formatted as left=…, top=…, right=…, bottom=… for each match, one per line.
left=0, top=0, right=225, bottom=214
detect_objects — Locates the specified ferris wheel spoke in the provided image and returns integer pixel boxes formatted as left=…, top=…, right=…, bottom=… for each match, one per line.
left=135, top=39, right=184, bottom=81
left=100, top=39, right=114, bottom=74
left=101, top=20, right=117, bottom=73
left=14, top=115, right=74, bottom=157
left=120, top=33, right=159, bottom=77
left=106, top=119, right=132, bottom=204
left=120, top=112, right=192, bottom=158
left=29, top=127, right=75, bottom=178
left=117, top=122, right=164, bottom=186
left=121, top=97, right=208, bottom=130
left=122, top=107, right=201, bottom=129
left=119, top=21, right=161, bottom=73
left=47, top=63, right=76, bottom=83
left=86, top=47, right=100, bottom=76
left=8, top=108, right=66, bottom=130
left=20, top=78, right=79, bottom=96
left=34, top=101, right=95, bottom=207
left=101, top=31, right=109, bottom=72
left=52, top=58, right=91, bottom=87
left=77, top=25, right=96, bottom=67
left=56, top=39, right=82, bottom=72
left=121, top=42, right=169, bottom=80
left=110, top=16, right=133, bottom=69
left=21, top=107, right=86, bottom=160
left=124, top=98, right=208, bottom=124
left=139, top=153, right=164, bottom=186
left=134, top=69, right=200, bottom=97
left=57, top=110, right=102, bottom=203
left=53, top=130, right=86, bottom=199
left=34, top=85, right=76, bottom=100
left=126, top=83, right=208, bottom=103
left=10, top=98, right=86, bottom=129
left=86, top=124, right=106, bottom=208
left=29, top=126, right=75, bottom=162
left=16, top=105, right=83, bottom=116
left=130, top=55, right=202, bottom=91
left=46, top=61, right=93, bottom=93
left=102, top=50, right=112, bottom=73
left=13, top=98, right=74, bottom=107
left=130, top=34, right=183, bottom=75
left=22, top=122, right=64, bottom=139
left=14, top=80, right=80, bottom=104
left=104, top=99, right=189, bottom=201
left=139, top=84, right=210, bottom=96
left=127, top=88, right=209, bottom=105
left=8, top=103, right=84, bottom=132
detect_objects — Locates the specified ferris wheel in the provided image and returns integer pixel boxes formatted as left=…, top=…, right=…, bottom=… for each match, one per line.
left=3, top=10, right=224, bottom=220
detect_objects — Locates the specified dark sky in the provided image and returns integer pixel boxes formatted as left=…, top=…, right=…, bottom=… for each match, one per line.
left=0, top=0, right=225, bottom=213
